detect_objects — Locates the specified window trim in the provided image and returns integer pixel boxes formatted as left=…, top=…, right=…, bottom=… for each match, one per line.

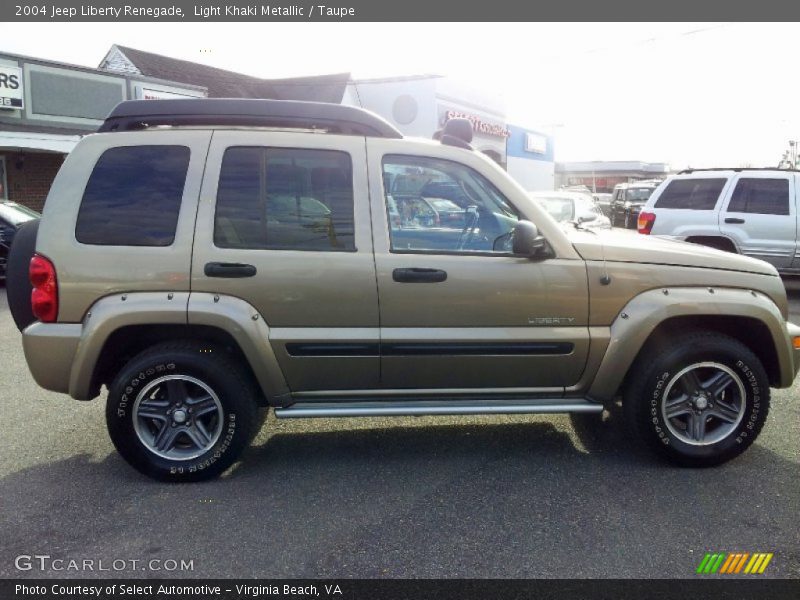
left=212, top=145, right=358, bottom=253
left=381, top=154, right=522, bottom=258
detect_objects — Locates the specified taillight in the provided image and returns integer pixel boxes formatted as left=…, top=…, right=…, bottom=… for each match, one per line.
left=638, top=211, right=656, bottom=234
left=30, top=254, right=58, bottom=323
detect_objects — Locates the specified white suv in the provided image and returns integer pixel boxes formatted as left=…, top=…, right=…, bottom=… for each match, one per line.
left=638, top=168, right=800, bottom=275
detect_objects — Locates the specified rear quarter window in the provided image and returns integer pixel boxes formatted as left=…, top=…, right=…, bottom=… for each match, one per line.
left=75, top=145, right=190, bottom=246
left=654, top=178, right=726, bottom=210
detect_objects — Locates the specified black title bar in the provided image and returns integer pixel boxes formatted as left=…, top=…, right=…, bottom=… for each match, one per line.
left=3, top=0, right=800, bottom=21
left=3, top=579, right=800, bottom=600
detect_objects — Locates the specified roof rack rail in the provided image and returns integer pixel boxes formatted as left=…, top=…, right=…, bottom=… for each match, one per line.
left=98, top=98, right=404, bottom=138
left=678, top=167, right=800, bottom=174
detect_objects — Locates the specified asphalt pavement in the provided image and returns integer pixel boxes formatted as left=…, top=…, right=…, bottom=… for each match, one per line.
left=0, top=279, right=798, bottom=579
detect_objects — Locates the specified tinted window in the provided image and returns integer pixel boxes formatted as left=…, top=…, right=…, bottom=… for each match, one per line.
left=214, top=147, right=355, bottom=252
left=383, top=155, right=519, bottom=254
left=728, top=178, right=790, bottom=215
left=76, top=146, right=190, bottom=246
left=654, top=178, right=726, bottom=210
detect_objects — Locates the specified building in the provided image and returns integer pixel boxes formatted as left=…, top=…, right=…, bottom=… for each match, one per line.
left=556, top=160, right=670, bottom=193
left=0, top=47, right=351, bottom=210
left=343, top=75, right=554, bottom=189
left=0, top=45, right=555, bottom=210
left=0, top=50, right=213, bottom=210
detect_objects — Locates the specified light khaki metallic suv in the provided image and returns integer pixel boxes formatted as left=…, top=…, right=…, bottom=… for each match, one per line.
left=8, top=99, right=800, bottom=481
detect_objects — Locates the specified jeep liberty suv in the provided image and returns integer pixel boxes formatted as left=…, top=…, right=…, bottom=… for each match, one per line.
left=8, top=99, right=800, bottom=481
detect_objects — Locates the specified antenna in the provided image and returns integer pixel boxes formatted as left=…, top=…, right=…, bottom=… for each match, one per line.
left=599, top=236, right=611, bottom=286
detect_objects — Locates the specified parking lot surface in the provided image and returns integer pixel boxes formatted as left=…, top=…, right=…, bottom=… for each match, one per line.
left=1, top=277, right=798, bottom=579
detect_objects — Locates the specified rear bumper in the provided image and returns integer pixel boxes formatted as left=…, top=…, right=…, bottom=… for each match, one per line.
left=22, top=322, right=82, bottom=395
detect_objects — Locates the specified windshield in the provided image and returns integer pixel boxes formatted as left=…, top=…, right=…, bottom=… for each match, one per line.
left=574, top=197, right=602, bottom=218
left=626, top=187, right=655, bottom=202
left=425, top=198, right=461, bottom=212
left=535, top=196, right=574, bottom=221
left=0, top=202, right=39, bottom=226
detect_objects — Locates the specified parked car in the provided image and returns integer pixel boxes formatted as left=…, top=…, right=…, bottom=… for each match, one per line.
left=6, top=99, right=799, bottom=481
left=0, top=201, right=40, bottom=280
left=610, top=181, right=661, bottom=229
left=639, top=168, right=800, bottom=275
left=592, top=192, right=613, bottom=217
left=530, top=191, right=611, bottom=230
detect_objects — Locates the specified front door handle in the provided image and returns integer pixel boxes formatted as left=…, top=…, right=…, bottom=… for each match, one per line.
left=392, top=268, right=447, bottom=283
left=204, top=262, right=257, bottom=278
left=724, top=217, right=745, bottom=224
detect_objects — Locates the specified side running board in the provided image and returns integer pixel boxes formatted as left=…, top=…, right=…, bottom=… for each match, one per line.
left=274, top=399, right=603, bottom=419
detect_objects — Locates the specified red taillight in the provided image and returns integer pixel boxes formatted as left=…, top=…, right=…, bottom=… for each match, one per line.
left=638, top=211, right=656, bottom=234
left=30, top=254, right=58, bottom=323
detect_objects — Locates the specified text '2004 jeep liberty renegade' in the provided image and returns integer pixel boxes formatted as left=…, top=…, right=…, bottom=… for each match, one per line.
left=8, top=99, right=800, bottom=481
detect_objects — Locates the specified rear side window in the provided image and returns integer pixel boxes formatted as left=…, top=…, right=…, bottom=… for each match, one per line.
left=654, top=178, right=726, bottom=210
left=727, top=178, right=790, bottom=215
left=214, top=147, right=355, bottom=252
left=76, top=145, right=190, bottom=246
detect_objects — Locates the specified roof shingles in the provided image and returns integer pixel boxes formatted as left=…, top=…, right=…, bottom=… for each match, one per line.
left=112, top=45, right=349, bottom=103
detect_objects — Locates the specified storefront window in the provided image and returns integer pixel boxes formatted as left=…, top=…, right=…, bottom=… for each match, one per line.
left=0, top=157, right=7, bottom=200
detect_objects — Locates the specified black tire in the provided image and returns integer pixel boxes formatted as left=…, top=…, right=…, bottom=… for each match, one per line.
left=6, top=219, right=39, bottom=331
left=624, top=332, right=770, bottom=467
left=106, top=341, right=260, bottom=482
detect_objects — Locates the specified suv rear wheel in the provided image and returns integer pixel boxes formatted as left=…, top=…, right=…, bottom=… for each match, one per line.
left=624, top=332, right=770, bottom=467
left=106, top=341, right=260, bottom=482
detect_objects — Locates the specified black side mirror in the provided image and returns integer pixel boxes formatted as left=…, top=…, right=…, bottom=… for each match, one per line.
left=512, top=220, right=548, bottom=257
left=577, top=213, right=597, bottom=224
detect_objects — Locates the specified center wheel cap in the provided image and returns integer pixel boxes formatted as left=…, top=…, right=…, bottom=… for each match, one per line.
left=173, top=409, right=188, bottom=424
left=694, top=395, right=709, bottom=410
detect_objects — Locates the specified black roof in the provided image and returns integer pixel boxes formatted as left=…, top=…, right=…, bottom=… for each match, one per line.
left=98, top=98, right=404, bottom=138
left=114, top=46, right=350, bottom=103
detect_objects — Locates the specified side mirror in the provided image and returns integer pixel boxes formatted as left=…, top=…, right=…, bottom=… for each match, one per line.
left=512, top=220, right=548, bottom=257
left=577, top=213, right=597, bottom=224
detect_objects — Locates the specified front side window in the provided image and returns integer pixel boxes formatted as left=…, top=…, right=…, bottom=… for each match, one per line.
left=727, top=178, right=790, bottom=215
left=382, top=155, right=519, bottom=254
left=214, top=147, right=355, bottom=251
left=76, top=145, right=190, bottom=246
left=654, top=178, right=726, bottom=210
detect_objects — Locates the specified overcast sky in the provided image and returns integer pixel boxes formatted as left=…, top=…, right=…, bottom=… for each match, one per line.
left=1, top=22, right=798, bottom=168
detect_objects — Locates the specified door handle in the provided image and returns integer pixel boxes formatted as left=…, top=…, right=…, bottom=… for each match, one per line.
left=392, top=268, right=447, bottom=283
left=724, top=217, right=745, bottom=224
left=204, top=262, right=257, bottom=278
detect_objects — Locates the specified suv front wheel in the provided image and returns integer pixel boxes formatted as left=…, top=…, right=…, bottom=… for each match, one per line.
left=624, top=332, right=770, bottom=467
left=106, top=342, right=260, bottom=482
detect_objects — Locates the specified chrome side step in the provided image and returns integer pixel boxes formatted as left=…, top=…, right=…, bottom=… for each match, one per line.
left=274, top=398, right=603, bottom=419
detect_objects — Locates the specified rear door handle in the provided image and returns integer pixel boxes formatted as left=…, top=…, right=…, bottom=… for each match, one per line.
left=204, top=262, right=257, bottom=278
left=724, top=217, right=745, bottom=224
left=392, top=268, right=447, bottom=283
